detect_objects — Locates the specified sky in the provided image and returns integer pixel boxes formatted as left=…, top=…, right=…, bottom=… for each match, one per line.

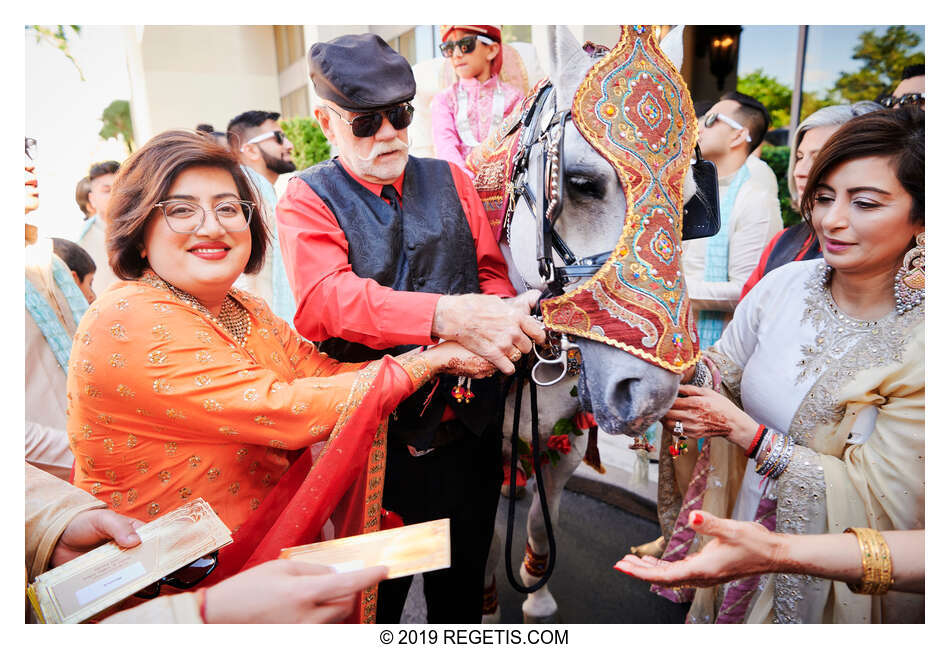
left=738, top=25, right=925, bottom=91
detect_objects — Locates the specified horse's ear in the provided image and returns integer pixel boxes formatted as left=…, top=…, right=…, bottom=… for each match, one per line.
left=659, top=25, right=685, bottom=71
left=547, top=25, right=589, bottom=112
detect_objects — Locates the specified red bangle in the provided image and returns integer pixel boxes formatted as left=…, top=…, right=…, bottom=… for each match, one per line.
left=197, top=587, right=208, bottom=624
left=746, top=424, right=767, bottom=459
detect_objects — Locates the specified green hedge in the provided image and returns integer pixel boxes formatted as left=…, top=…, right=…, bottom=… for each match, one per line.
left=759, top=144, right=799, bottom=228
left=279, top=116, right=331, bottom=171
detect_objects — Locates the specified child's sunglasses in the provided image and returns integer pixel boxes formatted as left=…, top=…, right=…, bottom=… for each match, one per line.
left=440, top=35, right=494, bottom=58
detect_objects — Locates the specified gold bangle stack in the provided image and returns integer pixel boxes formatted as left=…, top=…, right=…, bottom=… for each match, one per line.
left=844, top=527, right=894, bottom=595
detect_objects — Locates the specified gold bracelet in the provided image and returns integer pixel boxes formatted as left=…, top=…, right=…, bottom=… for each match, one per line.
left=844, top=527, right=894, bottom=595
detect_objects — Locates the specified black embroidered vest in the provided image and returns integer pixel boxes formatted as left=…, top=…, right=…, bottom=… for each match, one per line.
left=298, top=156, right=500, bottom=447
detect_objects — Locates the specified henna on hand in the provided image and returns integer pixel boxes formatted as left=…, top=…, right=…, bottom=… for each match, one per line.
left=696, top=409, right=731, bottom=436
left=444, top=356, right=496, bottom=379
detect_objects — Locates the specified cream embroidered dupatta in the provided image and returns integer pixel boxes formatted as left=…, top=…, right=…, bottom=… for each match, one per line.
left=656, top=260, right=924, bottom=623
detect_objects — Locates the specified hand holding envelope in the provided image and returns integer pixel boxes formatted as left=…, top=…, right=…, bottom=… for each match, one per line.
left=279, top=518, right=452, bottom=580
left=51, top=509, right=144, bottom=568
left=203, top=560, right=388, bottom=624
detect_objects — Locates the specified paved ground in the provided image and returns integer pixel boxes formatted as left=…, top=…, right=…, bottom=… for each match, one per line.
left=400, top=484, right=688, bottom=624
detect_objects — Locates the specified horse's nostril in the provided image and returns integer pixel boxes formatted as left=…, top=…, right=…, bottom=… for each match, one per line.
left=610, top=377, right=640, bottom=415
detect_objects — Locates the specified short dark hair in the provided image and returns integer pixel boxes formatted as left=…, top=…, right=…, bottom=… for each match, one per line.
left=52, top=237, right=96, bottom=281
left=801, top=107, right=924, bottom=227
left=694, top=99, right=714, bottom=120
left=106, top=130, right=270, bottom=280
left=901, top=63, right=924, bottom=80
left=75, top=176, right=92, bottom=216
left=721, top=91, right=771, bottom=152
left=227, top=110, right=281, bottom=150
left=195, top=123, right=215, bottom=133
left=88, top=160, right=120, bottom=182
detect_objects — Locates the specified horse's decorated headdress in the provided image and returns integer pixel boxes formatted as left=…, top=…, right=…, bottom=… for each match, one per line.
left=470, top=26, right=700, bottom=374
left=541, top=25, right=699, bottom=373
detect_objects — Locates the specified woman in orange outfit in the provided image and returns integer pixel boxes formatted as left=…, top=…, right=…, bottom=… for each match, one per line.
left=66, top=130, right=493, bottom=621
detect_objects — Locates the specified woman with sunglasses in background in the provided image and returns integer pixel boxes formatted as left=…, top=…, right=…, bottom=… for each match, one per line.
left=430, top=25, right=524, bottom=178
left=65, top=130, right=497, bottom=622
left=641, top=108, right=924, bottom=623
left=739, top=101, right=883, bottom=300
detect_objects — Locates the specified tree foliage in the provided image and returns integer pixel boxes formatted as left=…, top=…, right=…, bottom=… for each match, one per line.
left=739, top=26, right=923, bottom=128
left=280, top=117, right=331, bottom=170
left=99, top=99, right=135, bottom=154
left=26, top=25, right=84, bottom=80
left=737, top=68, right=792, bottom=127
left=831, top=26, right=924, bottom=102
left=759, top=144, right=798, bottom=228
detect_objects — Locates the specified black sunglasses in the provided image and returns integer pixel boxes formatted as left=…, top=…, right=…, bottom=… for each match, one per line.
left=324, top=103, right=414, bottom=138
left=440, top=35, right=482, bottom=58
left=132, top=550, right=219, bottom=599
left=880, top=93, right=925, bottom=108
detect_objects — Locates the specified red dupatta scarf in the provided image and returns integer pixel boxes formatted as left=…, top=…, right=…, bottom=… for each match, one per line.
left=201, top=360, right=395, bottom=624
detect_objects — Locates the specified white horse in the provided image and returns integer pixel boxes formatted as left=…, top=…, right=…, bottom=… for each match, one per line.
left=480, top=25, right=697, bottom=623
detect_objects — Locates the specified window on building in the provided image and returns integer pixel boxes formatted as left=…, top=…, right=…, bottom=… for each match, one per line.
left=501, top=25, right=532, bottom=43
left=280, top=86, right=309, bottom=120
left=387, top=29, right=417, bottom=66
left=274, top=25, right=305, bottom=73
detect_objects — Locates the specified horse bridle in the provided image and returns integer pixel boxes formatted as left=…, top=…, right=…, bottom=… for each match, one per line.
left=507, top=81, right=611, bottom=301
left=497, top=78, right=720, bottom=596
left=498, top=81, right=585, bottom=595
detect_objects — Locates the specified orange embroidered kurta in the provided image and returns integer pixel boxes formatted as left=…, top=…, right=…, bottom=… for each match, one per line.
left=66, top=273, right=431, bottom=533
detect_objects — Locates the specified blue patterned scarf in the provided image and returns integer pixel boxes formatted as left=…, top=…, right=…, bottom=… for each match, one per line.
left=697, top=163, right=749, bottom=349
left=25, top=254, right=89, bottom=374
left=243, top=166, right=297, bottom=325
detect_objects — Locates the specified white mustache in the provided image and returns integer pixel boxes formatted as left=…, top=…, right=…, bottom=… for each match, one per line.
left=356, top=139, right=409, bottom=162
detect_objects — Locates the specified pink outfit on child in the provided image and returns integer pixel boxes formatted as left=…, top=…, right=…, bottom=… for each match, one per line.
left=431, top=75, right=524, bottom=177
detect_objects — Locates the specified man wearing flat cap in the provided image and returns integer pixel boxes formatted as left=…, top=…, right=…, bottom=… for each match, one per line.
left=276, top=33, right=544, bottom=623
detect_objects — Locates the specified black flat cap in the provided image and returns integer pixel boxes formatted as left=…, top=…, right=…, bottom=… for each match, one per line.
left=309, top=34, right=416, bottom=112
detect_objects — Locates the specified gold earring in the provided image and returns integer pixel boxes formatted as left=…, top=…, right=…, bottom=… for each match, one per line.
left=894, top=231, right=924, bottom=315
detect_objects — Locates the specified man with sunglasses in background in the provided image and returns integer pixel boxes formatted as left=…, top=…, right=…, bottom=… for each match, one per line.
left=687, top=91, right=782, bottom=349
left=881, top=63, right=924, bottom=110
left=227, top=110, right=299, bottom=325
left=276, top=33, right=544, bottom=623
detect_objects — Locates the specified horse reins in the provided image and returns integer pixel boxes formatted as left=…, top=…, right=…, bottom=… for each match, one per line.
left=497, top=80, right=618, bottom=594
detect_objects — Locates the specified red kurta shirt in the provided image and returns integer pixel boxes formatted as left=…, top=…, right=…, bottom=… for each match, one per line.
left=276, top=158, right=516, bottom=347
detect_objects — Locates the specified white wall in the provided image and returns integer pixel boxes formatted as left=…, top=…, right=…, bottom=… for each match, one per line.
left=128, top=26, right=280, bottom=140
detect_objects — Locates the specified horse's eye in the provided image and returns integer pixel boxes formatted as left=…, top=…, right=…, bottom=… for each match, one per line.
left=565, top=174, right=605, bottom=200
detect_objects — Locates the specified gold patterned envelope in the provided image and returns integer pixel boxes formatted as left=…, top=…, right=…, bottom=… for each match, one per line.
left=279, top=518, right=450, bottom=580
left=28, top=499, right=232, bottom=624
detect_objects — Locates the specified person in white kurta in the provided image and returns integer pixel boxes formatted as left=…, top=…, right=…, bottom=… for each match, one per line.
left=25, top=239, right=83, bottom=480
left=681, top=151, right=782, bottom=332
left=76, top=214, right=121, bottom=297
left=655, top=259, right=924, bottom=623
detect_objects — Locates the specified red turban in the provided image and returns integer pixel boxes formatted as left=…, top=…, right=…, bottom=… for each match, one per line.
left=440, top=25, right=503, bottom=76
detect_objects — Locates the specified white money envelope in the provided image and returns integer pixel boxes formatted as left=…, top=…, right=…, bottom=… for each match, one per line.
left=28, top=498, right=232, bottom=623
left=279, top=518, right=451, bottom=580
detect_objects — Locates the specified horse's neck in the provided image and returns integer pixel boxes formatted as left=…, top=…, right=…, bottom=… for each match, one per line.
left=499, top=243, right=532, bottom=294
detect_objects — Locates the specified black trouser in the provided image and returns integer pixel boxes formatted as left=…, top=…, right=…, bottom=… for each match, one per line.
left=376, top=423, right=502, bottom=623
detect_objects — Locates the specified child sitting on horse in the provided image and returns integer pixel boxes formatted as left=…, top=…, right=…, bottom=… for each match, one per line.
left=431, top=25, right=525, bottom=177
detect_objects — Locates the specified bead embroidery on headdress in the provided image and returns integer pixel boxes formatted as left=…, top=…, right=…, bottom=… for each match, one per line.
left=539, top=25, right=700, bottom=373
